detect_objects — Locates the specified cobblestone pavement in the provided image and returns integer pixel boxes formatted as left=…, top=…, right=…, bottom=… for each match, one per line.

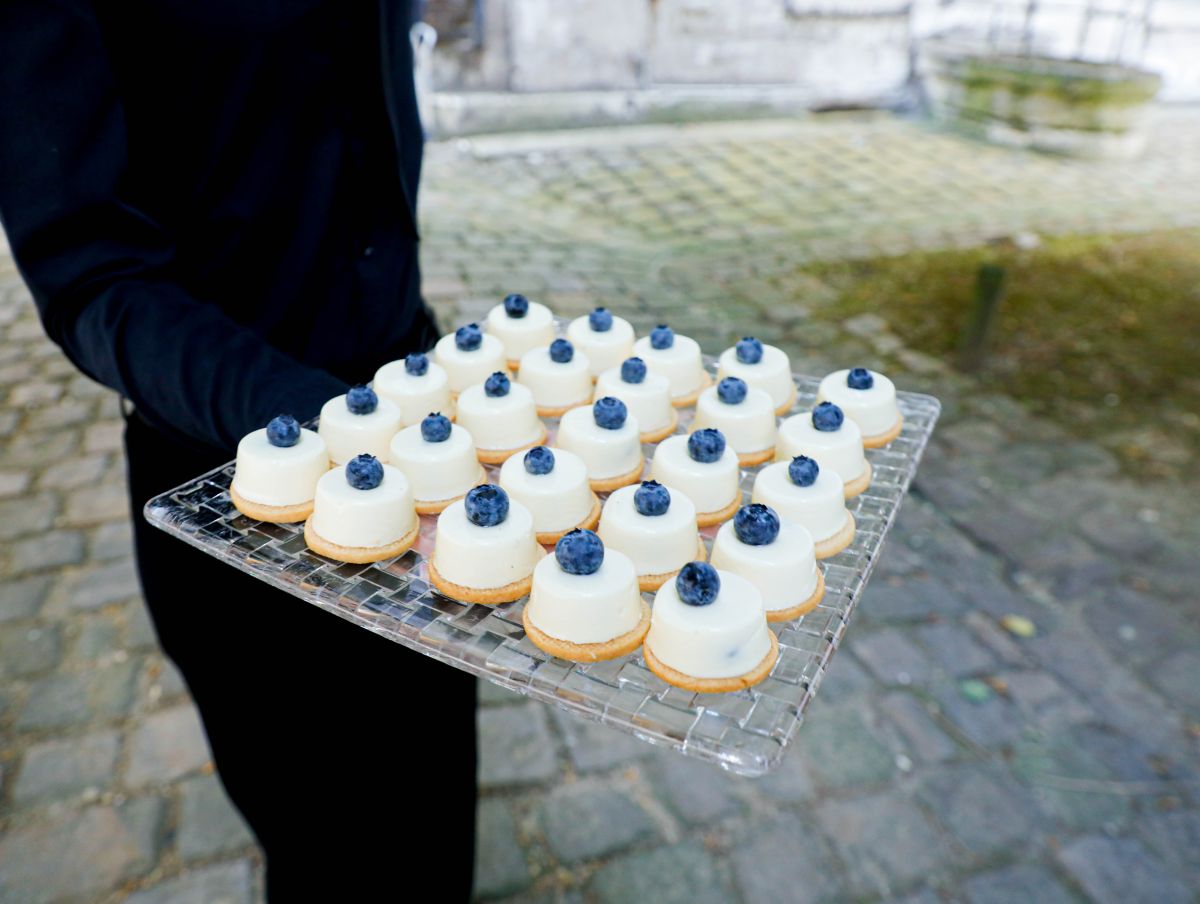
left=2, top=110, right=1198, bottom=903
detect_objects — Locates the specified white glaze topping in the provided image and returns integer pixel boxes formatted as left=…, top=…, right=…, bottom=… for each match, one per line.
left=389, top=423, right=481, bottom=505
left=691, top=384, right=777, bottom=455
left=566, top=314, right=635, bottom=378
left=517, top=345, right=593, bottom=410
left=317, top=393, right=402, bottom=465
left=433, top=331, right=508, bottom=393
left=594, top=367, right=674, bottom=436
left=373, top=358, right=454, bottom=427
left=498, top=448, right=594, bottom=536
left=632, top=333, right=707, bottom=400
left=308, top=464, right=415, bottom=549
left=710, top=518, right=819, bottom=612
left=486, top=301, right=556, bottom=363
left=232, top=427, right=328, bottom=507
left=455, top=381, right=545, bottom=452
left=649, top=434, right=741, bottom=516
left=751, top=461, right=848, bottom=542
left=598, top=484, right=699, bottom=578
left=554, top=405, right=643, bottom=480
left=775, top=411, right=868, bottom=484
left=716, top=344, right=795, bottom=411
left=816, top=369, right=901, bottom=438
left=526, top=549, right=642, bottom=644
left=432, top=497, right=542, bottom=590
left=647, top=570, right=772, bottom=680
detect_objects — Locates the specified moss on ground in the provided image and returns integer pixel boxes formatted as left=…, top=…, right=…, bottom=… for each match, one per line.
left=803, top=230, right=1200, bottom=480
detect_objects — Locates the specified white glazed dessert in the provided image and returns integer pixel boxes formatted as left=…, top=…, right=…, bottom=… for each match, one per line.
left=517, top=339, right=593, bottom=417
left=554, top=398, right=644, bottom=492
left=649, top=429, right=741, bottom=527
left=776, top=402, right=870, bottom=498
left=523, top=530, right=649, bottom=662
left=594, top=357, right=677, bottom=443
left=454, top=372, right=547, bottom=464
left=303, top=456, right=418, bottom=563
left=644, top=563, right=778, bottom=692
left=498, top=446, right=600, bottom=545
left=598, top=481, right=702, bottom=591
left=231, top=416, right=329, bottom=523
left=429, top=485, right=543, bottom=605
left=632, top=325, right=710, bottom=407
left=434, top=323, right=507, bottom=395
left=388, top=414, right=485, bottom=514
left=317, top=385, right=402, bottom=465
left=751, top=456, right=854, bottom=559
left=565, top=307, right=635, bottom=379
left=716, top=337, right=795, bottom=415
left=710, top=504, right=824, bottom=621
left=817, top=367, right=903, bottom=448
left=690, top=376, right=777, bottom=466
left=486, top=294, right=556, bottom=369
left=373, top=353, right=454, bottom=427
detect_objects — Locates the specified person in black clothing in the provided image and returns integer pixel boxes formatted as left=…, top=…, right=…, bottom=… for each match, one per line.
left=0, top=2, right=477, bottom=899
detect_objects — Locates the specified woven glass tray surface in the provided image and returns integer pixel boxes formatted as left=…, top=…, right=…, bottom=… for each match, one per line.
left=146, top=358, right=939, bottom=776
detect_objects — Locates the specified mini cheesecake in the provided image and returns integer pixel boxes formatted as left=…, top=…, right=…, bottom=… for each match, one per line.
left=231, top=415, right=329, bottom=523
left=649, top=429, right=741, bottom=527
left=517, top=339, right=593, bottom=417
left=632, top=324, right=711, bottom=407
left=486, top=293, right=556, bottom=370
left=817, top=367, right=903, bottom=448
left=776, top=402, right=870, bottom=498
left=373, top=353, right=454, bottom=427
left=716, top=336, right=796, bottom=416
left=555, top=397, right=644, bottom=493
left=751, top=456, right=854, bottom=559
left=455, top=371, right=547, bottom=465
left=389, top=413, right=485, bottom=514
left=317, top=385, right=402, bottom=465
left=499, top=446, right=601, bottom=546
left=594, top=357, right=677, bottom=444
left=691, top=376, right=776, bottom=466
left=304, top=455, right=418, bottom=564
left=598, top=481, right=705, bottom=591
left=565, top=306, right=635, bottom=379
left=434, top=323, right=507, bottom=395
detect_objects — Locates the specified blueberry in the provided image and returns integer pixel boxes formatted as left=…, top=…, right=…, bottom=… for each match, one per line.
left=420, top=412, right=452, bottom=443
left=503, top=293, right=529, bottom=318
left=593, top=396, right=627, bottom=430
left=734, top=503, right=780, bottom=546
left=812, top=401, right=844, bottom=432
left=455, top=322, right=483, bottom=352
left=266, top=414, right=300, bottom=448
left=650, top=324, right=674, bottom=350
left=405, top=353, right=429, bottom=377
left=788, top=455, right=819, bottom=487
left=717, top=376, right=747, bottom=405
left=688, top=428, right=726, bottom=463
left=620, top=357, right=647, bottom=384
left=346, top=384, right=378, bottom=415
left=676, top=561, right=720, bottom=606
left=524, top=445, right=555, bottom=475
left=549, top=338, right=574, bottom=364
left=735, top=336, right=764, bottom=365
left=484, top=371, right=511, bottom=397
left=555, top=528, right=604, bottom=576
left=847, top=367, right=874, bottom=390
left=588, top=307, right=613, bottom=332
left=346, top=454, right=384, bottom=490
left=634, top=480, right=670, bottom=516
left=464, top=484, right=509, bottom=527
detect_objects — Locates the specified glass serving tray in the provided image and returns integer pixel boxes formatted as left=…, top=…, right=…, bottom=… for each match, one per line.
left=146, top=359, right=939, bottom=777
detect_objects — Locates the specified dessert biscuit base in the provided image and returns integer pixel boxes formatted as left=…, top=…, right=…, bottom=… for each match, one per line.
left=669, top=372, right=713, bottom=409
left=535, top=494, right=602, bottom=547
left=427, top=558, right=538, bottom=606
left=862, top=417, right=903, bottom=449
left=736, top=446, right=776, bottom=468
left=476, top=423, right=549, bottom=466
left=303, top=519, right=420, bottom=565
left=696, top=493, right=742, bottom=528
left=765, top=569, right=826, bottom=623
left=230, top=486, right=313, bottom=524
left=506, top=358, right=521, bottom=372
left=522, top=600, right=651, bottom=663
left=774, top=384, right=799, bottom=417
left=413, top=467, right=488, bottom=515
left=588, top=458, right=645, bottom=494
left=814, top=512, right=856, bottom=560
left=843, top=461, right=872, bottom=499
left=535, top=398, right=589, bottom=419
left=640, top=409, right=679, bottom=445
left=637, top=537, right=708, bottom=592
left=644, top=630, right=779, bottom=693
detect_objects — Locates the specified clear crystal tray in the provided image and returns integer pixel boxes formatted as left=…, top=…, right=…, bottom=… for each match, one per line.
left=145, top=358, right=939, bottom=776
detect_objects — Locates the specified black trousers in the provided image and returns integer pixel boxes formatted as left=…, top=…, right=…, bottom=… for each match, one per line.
left=123, top=321, right=477, bottom=902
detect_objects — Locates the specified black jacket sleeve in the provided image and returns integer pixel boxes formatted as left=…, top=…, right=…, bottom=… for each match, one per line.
left=0, top=0, right=346, bottom=454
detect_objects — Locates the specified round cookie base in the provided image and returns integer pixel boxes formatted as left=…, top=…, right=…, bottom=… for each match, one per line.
left=862, top=417, right=903, bottom=449
left=535, top=398, right=589, bottom=419
left=506, top=357, right=521, bottom=372
left=588, top=458, right=646, bottom=494
left=842, top=461, right=872, bottom=499
left=639, top=409, right=679, bottom=445
left=736, top=446, right=776, bottom=468
left=535, top=494, right=602, bottom=546
left=522, top=599, right=651, bottom=663
left=644, top=630, right=779, bottom=693
left=669, top=372, right=713, bottom=409
left=231, top=486, right=313, bottom=524
left=428, top=556, right=540, bottom=606
left=303, top=519, right=420, bottom=565
left=814, top=512, right=856, bottom=560
left=476, top=423, right=549, bottom=466
left=765, top=569, right=826, bottom=623
left=637, top=537, right=708, bottom=592
left=774, top=384, right=799, bottom=417
left=413, top=467, right=488, bottom=516
left=696, top=493, right=743, bottom=528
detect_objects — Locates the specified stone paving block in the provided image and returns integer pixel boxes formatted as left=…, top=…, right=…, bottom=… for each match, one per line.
left=0, top=574, right=50, bottom=623
left=1148, top=647, right=1200, bottom=715
left=479, top=677, right=522, bottom=706
left=0, top=623, right=61, bottom=677
left=62, top=482, right=129, bottom=526
left=755, top=745, right=816, bottom=803
left=586, top=841, right=735, bottom=904
left=731, top=816, right=847, bottom=904
left=0, top=797, right=162, bottom=902
left=1056, top=836, right=1192, bottom=904
left=177, top=774, right=256, bottom=861
left=814, top=650, right=875, bottom=703
left=930, top=680, right=1025, bottom=751
left=0, top=468, right=30, bottom=497
left=997, top=670, right=1094, bottom=729
left=3, top=427, right=79, bottom=467
left=914, top=622, right=996, bottom=677
left=127, top=600, right=160, bottom=649
left=125, top=704, right=211, bottom=788
left=0, top=493, right=57, bottom=541
left=91, top=657, right=142, bottom=717
left=874, top=691, right=959, bottom=764
left=554, top=709, right=652, bottom=773
left=16, top=671, right=91, bottom=730
left=13, top=730, right=121, bottom=804
left=65, top=557, right=141, bottom=610
left=851, top=628, right=934, bottom=687
left=962, top=864, right=1077, bottom=904
left=474, top=798, right=531, bottom=899
left=645, top=750, right=743, bottom=825
left=125, top=860, right=255, bottom=904
left=5, top=528, right=86, bottom=575
left=84, top=420, right=124, bottom=453
left=798, top=700, right=896, bottom=790
left=1135, top=808, right=1200, bottom=888
left=1083, top=585, right=1197, bottom=668
left=539, top=782, right=658, bottom=863
left=860, top=574, right=964, bottom=621
left=88, top=519, right=134, bottom=561
left=36, top=453, right=109, bottom=490
left=916, top=763, right=1046, bottom=858
left=479, top=703, right=560, bottom=788
left=1011, top=729, right=1133, bottom=831
left=73, top=613, right=123, bottom=660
